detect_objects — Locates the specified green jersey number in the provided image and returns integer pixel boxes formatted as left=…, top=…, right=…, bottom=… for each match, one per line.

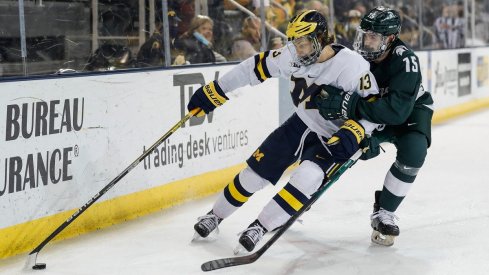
left=403, top=56, right=419, bottom=73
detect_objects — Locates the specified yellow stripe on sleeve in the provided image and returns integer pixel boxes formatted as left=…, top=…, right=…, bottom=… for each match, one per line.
left=256, top=52, right=268, bottom=81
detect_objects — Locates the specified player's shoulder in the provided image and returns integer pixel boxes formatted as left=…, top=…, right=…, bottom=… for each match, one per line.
left=330, top=44, right=370, bottom=75
left=388, top=39, right=421, bottom=74
left=266, top=46, right=296, bottom=67
left=268, top=46, right=291, bottom=60
left=334, top=44, right=368, bottom=62
left=390, top=39, right=417, bottom=60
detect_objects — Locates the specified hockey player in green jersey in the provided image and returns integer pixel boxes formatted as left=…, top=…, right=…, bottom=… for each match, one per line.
left=315, top=6, right=434, bottom=246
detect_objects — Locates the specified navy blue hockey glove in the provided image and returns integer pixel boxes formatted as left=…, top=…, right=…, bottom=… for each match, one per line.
left=326, top=120, right=365, bottom=162
left=187, top=80, right=229, bottom=117
left=359, top=135, right=381, bottom=160
left=315, top=85, right=360, bottom=120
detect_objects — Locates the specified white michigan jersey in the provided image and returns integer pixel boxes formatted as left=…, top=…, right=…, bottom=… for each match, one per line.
left=218, top=44, right=380, bottom=137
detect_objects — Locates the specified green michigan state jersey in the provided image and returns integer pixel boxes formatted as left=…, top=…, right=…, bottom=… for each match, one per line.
left=357, top=39, right=433, bottom=124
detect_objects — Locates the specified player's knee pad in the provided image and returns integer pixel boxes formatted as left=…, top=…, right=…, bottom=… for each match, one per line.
left=239, top=166, right=270, bottom=193
left=392, top=160, right=420, bottom=180
left=289, top=160, right=324, bottom=196
left=397, top=132, right=428, bottom=168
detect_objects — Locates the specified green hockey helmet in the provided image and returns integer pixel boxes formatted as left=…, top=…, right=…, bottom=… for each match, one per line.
left=353, top=6, right=401, bottom=61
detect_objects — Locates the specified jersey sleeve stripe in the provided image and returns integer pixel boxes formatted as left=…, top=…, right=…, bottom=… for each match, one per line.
left=253, top=51, right=272, bottom=83
left=261, top=51, right=272, bottom=79
left=253, top=54, right=265, bottom=82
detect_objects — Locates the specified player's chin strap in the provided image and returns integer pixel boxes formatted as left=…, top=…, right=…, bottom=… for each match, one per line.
left=25, top=108, right=201, bottom=271
left=201, top=149, right=363, bottom=271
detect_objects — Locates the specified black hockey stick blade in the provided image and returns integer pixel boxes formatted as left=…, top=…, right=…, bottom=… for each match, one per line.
left=201, top=253, right=259, bottom=271
left=201, top=150, right=362, bottom=272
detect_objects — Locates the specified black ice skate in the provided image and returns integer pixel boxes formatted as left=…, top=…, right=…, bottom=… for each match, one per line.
left=234, top=220, right=268, bottom=254
left=370, top=191, right=400, bottom=246
left=193, top=210, right=223, bottom=240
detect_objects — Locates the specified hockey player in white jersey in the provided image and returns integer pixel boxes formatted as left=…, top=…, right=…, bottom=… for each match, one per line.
left=189, top=10, right=380, bottom=253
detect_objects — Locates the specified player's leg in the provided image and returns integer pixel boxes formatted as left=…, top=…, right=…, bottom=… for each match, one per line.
left=371, top=103, right=432, bottom=246
left=193, top=114, right=308, bottom=238
left=236, top=140, right=337, bottom=252
left=371, top=131, right=428, bottom=246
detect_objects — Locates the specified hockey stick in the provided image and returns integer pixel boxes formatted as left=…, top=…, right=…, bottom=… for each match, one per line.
left=26, top=108, right=201, bottom=270
left=201, top=149, right=363, bottom=272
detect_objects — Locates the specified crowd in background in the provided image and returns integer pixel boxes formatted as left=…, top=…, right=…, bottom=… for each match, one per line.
left=1, top=0, right=489, bottom=76
left=86, top=0, right=489, bottom=70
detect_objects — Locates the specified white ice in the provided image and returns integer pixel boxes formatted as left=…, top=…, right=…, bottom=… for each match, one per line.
left=1, top=109, right=489, bottom=275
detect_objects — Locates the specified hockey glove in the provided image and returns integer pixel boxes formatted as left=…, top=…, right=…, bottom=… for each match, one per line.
left=187, top=80, right=229, bottom=117
left=326, top=119, right=365, bottom=162
left=315, top=85, right=360, bottom=120
left=359, top=135, right=381, bottom=160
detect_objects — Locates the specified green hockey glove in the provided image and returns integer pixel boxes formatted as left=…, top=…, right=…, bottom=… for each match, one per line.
left=315, top=85, right=360, bottom=120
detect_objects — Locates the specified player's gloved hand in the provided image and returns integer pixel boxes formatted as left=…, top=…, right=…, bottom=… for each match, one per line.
left=359, top=135, right=381, bottom=160
left=187, top=80, right=229, bottom=117
left=326, top=119, right=365, bottom=162
left=315, top=85, right=360, bottom=120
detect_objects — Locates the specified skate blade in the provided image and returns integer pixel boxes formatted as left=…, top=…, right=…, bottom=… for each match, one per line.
left=191, top=232, right=203, bottom=242
left=233, top=243, right=247, bottom=255
left=191, top=230, right=219, bottom=243
left=371, top=230, right=395, bottom=246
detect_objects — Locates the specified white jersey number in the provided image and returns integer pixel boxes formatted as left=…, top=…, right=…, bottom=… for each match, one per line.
left=403, top=56, right=419, bottom=73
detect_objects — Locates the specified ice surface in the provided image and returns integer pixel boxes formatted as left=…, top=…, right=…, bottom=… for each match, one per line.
left=1, top=109, right=489, bottom=275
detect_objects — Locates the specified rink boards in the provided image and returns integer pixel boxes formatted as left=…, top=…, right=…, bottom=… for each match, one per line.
left=1, top=47, right=489, bottom=259
left=0, top=65, right=279, bottom=259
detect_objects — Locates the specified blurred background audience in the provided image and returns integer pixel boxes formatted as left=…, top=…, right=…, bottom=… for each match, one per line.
left=2, top=0, right=488, bottom=77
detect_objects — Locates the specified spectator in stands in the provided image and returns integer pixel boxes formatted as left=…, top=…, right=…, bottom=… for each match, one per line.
left=208, top=0, right=234, bottom=57
left=450, top=2, right=465, bottom=48
left=85, top=44, right=134, bottom=71
left=231, top=16, right=262, bottom=60
left=434, top=5, right=451, bottom=49
left=173, top=15, right=227, bottom=64
left=398, top=5, right=420, bottom=48
left=306, top=0, right=329, bottom=18
left=335, top=9, right=362, bottom=49
left=174, top=0, right=196, bottom=38
left=136, top=11, right=181, bottom=67
left=434, top=4, right=465, bottom=49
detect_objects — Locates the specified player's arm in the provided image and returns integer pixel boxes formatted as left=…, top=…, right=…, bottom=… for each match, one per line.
left=316, top=53, right=421, bottom=125
left=187, top=49, right=286, bottom=116
left=322, top=70, right=380, bottom=162
left=356, top=67, right=420, bottom=125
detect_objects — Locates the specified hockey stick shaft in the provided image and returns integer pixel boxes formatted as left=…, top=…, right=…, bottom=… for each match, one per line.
left=201, top=149, right=363, bottom=271
left=26, top=108, right=200, bottom=266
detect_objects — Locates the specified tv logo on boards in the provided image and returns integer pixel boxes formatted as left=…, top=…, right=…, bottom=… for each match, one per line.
left=173, top=72, right=219, bottom=127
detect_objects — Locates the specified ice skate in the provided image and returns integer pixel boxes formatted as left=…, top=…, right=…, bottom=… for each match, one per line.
left=233, top=220, right=267, bottom=254
left=192, top=210, right=223, bottom=241
left=370, top=191, right=399, bottom=246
